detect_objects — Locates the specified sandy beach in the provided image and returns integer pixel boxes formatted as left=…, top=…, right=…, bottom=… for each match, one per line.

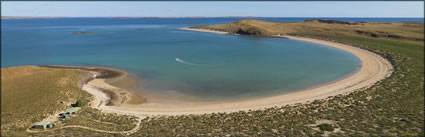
left=81, top=28, right=393, bottom=116
left=181, top=28, right=230, bottom=34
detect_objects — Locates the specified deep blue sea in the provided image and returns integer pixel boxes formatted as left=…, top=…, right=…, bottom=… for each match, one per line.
left=2, top=17, right=420, bottom=101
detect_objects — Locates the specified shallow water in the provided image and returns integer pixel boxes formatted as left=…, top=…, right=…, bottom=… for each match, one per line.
left=0, top=18, right=375, bottom=101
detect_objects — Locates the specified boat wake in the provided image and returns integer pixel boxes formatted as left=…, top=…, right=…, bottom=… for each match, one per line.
left=175, top=58, right=201, bottom=66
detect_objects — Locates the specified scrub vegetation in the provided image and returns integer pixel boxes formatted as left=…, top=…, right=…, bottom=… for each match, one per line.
left=1, top=66, right=91, bottom=136
left=60, top=108, right=139, bottom=131
left=191, top=19, right=424, bottom=45
left=75, top=99, right=88, bottom=107
left=318, top=123, right=335, bottom=132
left=2, top=19, right=423, bottom=136
left=1, top=66, right=138, bottom=136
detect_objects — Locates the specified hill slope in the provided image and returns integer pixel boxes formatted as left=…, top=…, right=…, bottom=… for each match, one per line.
left=1, top=66, right=139, bottom=136
left=1, top=66, right=91, bottom=136
left=191, top=19, right=424, bottom=45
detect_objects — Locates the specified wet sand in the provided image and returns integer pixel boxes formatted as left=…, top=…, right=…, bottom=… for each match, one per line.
left=41, top=65, right=147, bottom=106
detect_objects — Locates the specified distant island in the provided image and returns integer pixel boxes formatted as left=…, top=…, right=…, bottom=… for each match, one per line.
left=72, top=32, right=97, bottom=34
left=1, top=16, right=68, bottom=19
left=1, top=16, right=258, bottom=19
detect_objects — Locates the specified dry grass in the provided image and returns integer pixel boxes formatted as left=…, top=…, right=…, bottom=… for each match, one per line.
left=1, top=66, right=143, bottom=136
left=192, top=19, right=424, bottom=45
left=61, top=108, right=138, bottom=132
left=1, top=66, right=91, bottom=136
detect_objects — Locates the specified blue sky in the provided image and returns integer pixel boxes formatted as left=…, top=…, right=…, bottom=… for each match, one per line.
left=1, top=2, right=424, bottom=17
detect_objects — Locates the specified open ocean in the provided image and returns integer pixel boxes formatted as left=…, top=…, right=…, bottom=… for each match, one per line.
left=2, top=17, right=420, bottom=101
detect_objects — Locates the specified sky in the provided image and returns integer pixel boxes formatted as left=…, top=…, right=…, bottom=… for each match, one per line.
left=1, top=2, right=424, bottom=18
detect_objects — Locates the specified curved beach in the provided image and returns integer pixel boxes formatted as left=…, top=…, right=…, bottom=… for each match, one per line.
left=82, top=29, right=393, bottom=116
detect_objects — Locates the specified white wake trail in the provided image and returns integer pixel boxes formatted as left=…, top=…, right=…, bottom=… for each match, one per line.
left=175, top=58, right=200, bottom=66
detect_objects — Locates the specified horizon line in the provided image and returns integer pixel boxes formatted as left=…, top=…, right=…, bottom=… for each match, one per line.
left=2, top=16, right=424, bottom=18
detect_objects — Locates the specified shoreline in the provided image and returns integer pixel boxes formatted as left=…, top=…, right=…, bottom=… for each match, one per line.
left=41, top=65, right=147, bottom=106
left=77, top=28, right=393, bottom=116
left=180, top=28, right=230, bottom=34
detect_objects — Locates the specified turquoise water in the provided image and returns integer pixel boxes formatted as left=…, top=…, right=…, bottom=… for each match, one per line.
left=1, top=18, right=362, bottom=101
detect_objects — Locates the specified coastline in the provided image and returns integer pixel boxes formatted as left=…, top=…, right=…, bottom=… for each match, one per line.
left=41, top=65, right=147, bottom=106
left=181, top=28, right=230, bottom=34
left=77, top=28, right=393, bottom=116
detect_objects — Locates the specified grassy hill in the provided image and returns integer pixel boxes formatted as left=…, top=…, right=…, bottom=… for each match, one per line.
left=191, top=19, right=424, bottom=45
left=1, top=66, right=138, bottom=136
left=1, top=66, right=92, bottom=136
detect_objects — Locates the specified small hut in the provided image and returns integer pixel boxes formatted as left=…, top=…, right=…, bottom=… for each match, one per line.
left=64, top=107, right=81, bottom=115
left=58, top=113, right=69, bottom=121
left=32, top=121, right=55, bottom=129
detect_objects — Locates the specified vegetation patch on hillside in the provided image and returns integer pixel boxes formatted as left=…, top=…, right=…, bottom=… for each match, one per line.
left=60, top=108, right=139, bottom=131
left=191, top=19, right=424, bottom=45
left=1, top=66, right=91, bottom=136
left=1, top=66, right=139, bottom=136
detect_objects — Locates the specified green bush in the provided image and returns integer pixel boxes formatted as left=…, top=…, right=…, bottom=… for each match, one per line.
left=76, top=99, right=88, bottom=107
left=317, top=124, right=334, bottom=131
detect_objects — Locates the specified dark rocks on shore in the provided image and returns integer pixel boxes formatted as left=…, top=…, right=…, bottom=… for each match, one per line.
left=92, top=68, right=124, bottom=79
